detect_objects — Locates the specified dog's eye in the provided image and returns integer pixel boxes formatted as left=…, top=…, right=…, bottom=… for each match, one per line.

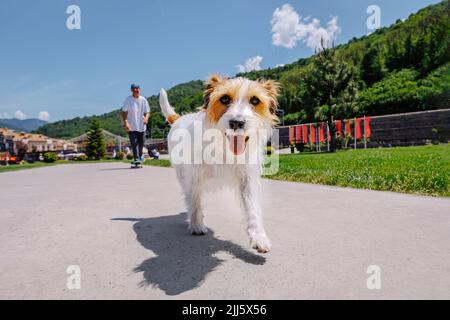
left=250, top=96, right=260, bottom=106
left=220, top=95, right=231, bottom=105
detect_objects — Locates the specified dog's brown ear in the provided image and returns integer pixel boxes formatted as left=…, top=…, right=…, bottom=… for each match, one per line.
left=203, top=74, right=223, bottom=108
left=259, top=79, right=280, bottom=114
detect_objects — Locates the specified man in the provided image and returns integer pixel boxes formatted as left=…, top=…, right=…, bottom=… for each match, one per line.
left=121, top=84, right=150, bottom=164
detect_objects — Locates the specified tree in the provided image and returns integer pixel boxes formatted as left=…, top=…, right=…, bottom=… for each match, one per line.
left=386, top=39, right=405, bottom=71
left=305, top=39, right=358, bottom=152
left=15, top=141, right=28, bottom=161
left=278, top=66, right=311, bottom=117
left=425, top=24, right=449, bottom=72
left=361, top=44, right=385, bottom=86
left=412, top=36, right=427, bottom=74
left=86, top=119, right=106, bottom=160
left=356, top=69, right=422, bottom=115
left=404, top=33, right=414, bottom=68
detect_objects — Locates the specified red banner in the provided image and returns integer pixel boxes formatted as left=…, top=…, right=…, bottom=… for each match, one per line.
left=289, top=127, right=294, bottom=143
left=355, top=118, right=362, bottom=140
left=335, top=120, right=342, bottom=138
left=296, top=126, right=302, bottom=143
left=289, top=117, right=373, bottom=144
left=364, top=117, right=372, bottom=138
left=310, top=124, right=316, bottom=143
left=303, top=125, right=308, bottom=143
left=319, top=123, right=325, bottom=143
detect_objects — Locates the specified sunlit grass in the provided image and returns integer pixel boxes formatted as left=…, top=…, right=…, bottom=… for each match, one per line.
left=268, top=144, right=450, bottom=197
left=142, top=145, right=450, bottom=197
left=0, top=159, right=117, bottom=173
left=0, top=161, right=57, bottom=173
left=142, top=159, right=172, bottom=168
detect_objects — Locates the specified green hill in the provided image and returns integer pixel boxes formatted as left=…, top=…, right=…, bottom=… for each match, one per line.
left=0, top=118, right=48, bottom=132
left=36, top=80, right=204, bottom=139
left=36, top=0, right=450, bottom=139
left=241, top=0, right=449, bottom=124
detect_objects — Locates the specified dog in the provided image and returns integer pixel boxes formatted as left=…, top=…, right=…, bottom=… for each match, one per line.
left=159, top=75, right=280, bottom=253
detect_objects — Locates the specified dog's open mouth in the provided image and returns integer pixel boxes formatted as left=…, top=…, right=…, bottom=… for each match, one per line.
left=227, top=134, right=249, bottom=156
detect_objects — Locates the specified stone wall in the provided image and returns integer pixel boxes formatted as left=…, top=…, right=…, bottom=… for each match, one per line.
left=278, top=109, right=450, bottom=148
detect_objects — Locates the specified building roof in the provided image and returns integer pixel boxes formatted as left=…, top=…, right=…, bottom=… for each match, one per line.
left=70, top=129, right=129, bottom=145
left=0, top=128, right=75, bottom=147
left=12, top=132, right=48, bottom=143
left=0, top=128, right=16, bottom=138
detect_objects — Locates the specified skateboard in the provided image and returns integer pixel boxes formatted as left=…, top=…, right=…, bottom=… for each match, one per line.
left=131, top=160, right=143, bottom=169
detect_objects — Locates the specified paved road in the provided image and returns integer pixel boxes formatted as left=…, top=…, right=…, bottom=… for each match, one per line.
left=0, top=163, right=449, bottom=299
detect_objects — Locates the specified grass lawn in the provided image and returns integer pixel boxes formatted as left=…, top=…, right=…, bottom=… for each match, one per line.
left=268, top=144, right=450, bottom=197
left=0, top=159, right=118, bottom=174
left=141, top=145, right=450, bottom=197
left=142, top=159, right=172, bottom=168
left=0, top=161, right=58, bottom=173
left=0, top=158, right=171, bottom=174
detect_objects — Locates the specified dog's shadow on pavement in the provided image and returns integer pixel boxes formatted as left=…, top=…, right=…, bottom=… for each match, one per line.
left=112, top=213, right=265, bottom=296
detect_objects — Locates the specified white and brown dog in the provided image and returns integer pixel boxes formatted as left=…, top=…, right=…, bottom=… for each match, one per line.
left=159, top=75, right=280, bottom=253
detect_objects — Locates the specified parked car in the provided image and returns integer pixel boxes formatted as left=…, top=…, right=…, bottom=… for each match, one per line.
left=59, top=152, right=86, bottom=161
left=0, top=152, right=20, bottom=165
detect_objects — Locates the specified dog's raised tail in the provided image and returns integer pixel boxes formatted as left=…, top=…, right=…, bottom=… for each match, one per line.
left=159, top=89, right=181, bottom=125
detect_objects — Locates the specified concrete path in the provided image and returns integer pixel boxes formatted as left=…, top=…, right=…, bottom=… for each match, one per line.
left=0, top=163, right=449, bottom=299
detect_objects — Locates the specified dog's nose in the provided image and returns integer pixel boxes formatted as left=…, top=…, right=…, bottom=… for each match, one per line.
left=229, top=119, right=246, bottom=130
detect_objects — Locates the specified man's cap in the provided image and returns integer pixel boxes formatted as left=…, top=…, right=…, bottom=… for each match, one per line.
left=131, top=84, right=140, bottom=89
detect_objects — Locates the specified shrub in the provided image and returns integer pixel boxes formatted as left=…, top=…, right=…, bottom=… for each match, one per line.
left=74, top=155, right=88, bottom=161
left=116, top=151, right=125, bottom=160
left=126, top=153, right=133, bottom=160
left=43, top=152, right=57, bottom=163
left=284, top=111, right=307, bottom=125
left=355, top=69, right=447, bottom=115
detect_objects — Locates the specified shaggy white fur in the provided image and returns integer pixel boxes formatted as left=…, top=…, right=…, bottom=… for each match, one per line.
left=159, top=76, right=279, bottom=253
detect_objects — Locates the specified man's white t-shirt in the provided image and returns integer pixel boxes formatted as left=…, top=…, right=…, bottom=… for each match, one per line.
left=122, top=95, right=150, bottom=132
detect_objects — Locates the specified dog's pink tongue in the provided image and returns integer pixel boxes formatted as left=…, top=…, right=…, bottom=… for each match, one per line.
left=229, top=135, right=247, bottom=155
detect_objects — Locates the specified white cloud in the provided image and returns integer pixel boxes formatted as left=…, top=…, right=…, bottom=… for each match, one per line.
left=37, top=111, right=50, bottom=121
left=271, top=4, right=341, bottom=51
left=0, top=112, right=10, bottom=119
left=236, top=56, right=263, bottom=73
left=275, top=64, right=285, bottom=68
left=14, top=110, right=27, bottom=120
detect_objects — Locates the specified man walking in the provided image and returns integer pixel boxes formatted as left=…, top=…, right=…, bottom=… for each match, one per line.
left=121, top=84, right=150, bottom=166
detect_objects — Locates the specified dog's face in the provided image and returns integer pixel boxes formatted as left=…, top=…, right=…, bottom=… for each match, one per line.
left=203, top=75, right=280, bottom=155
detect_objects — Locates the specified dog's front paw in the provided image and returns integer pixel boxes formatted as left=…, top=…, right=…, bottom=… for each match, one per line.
left=190, top=223, right=208, bottom=236
left=250, top=232, right=271, bottom=254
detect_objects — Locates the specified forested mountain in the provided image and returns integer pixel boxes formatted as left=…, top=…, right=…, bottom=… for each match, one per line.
left=36, top=80, right=203, bottom=139
left=36, top=0, right=450, bottom=139
left=241, top=0, right=450, bottom=124
left=0, top=118, right=48, bottom=132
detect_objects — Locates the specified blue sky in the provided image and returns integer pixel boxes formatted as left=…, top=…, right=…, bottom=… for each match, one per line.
left=0, top=0, right=442, bottom=121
